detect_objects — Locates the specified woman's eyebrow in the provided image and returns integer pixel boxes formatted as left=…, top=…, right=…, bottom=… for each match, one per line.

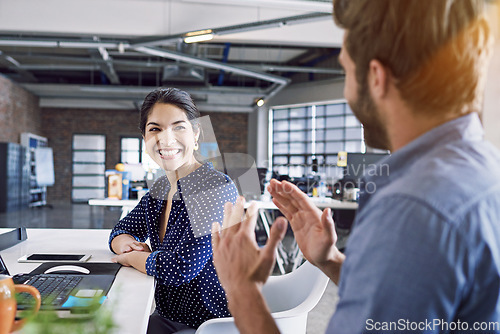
left=146, top=121, right=161, bottom=127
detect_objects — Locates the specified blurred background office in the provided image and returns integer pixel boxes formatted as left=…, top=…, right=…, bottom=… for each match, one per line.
left=0, top=0, right=499, bottom=224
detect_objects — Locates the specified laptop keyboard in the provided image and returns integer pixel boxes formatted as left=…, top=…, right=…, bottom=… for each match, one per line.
left=16, top=274, right=83, bottom=306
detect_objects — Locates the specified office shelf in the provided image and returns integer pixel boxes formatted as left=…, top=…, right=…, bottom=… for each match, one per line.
left=0, top=142, right=30, bottom=213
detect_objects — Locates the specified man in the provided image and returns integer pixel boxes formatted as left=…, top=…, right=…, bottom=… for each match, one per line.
left=212, top=0, right=500, bottom=333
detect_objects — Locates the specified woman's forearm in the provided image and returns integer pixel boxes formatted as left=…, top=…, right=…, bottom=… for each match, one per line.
left=125, top=251, right=150, bottom=274
left=110, top=234, right=136, bottom=254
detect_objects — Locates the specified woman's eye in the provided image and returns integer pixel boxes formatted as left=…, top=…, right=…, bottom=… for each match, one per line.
left=174, top=125, right=186, bottom=131
left=148, top=127, right=160, bottom=132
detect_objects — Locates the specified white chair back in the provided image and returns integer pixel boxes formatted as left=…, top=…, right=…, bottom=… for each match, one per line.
left=195, top=261, right=329, bottom=334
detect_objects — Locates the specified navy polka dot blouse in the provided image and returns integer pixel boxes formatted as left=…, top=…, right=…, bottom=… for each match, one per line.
left=109, top=163, right=238, bottom=328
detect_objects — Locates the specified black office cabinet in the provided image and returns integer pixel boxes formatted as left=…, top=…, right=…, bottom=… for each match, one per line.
left=0, top=142, right=29, bottom=212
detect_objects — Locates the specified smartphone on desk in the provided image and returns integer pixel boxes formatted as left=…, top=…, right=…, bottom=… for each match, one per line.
left=18, top=253, right=91, bottom=263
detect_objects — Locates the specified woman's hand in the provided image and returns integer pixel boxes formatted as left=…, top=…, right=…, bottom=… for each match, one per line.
left=111, top=234, right=151, bottom=254
left=111, top=250, right=151, bottom=274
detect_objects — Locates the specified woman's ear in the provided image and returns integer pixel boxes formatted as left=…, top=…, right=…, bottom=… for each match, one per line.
left=194, top=127, right=201, bottom=143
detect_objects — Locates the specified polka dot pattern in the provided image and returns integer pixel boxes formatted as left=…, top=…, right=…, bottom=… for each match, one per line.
left=109, top=162, right=238, bottom=328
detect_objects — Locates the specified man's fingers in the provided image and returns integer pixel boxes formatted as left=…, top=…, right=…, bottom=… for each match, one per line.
left=229, top=196, right=245, bottom=229
left=221, top=201, right=234, bottom=234
left=271, top=196, right=296, bottom=220
left=242, top=201, right=259, bottom=234
left=321, top=208, right=336, bottom=238
left=281, top=181, right=317, bottom=211
left=211, top=222, right=221, bottom=252
left=261, top=217, right=287, bottom=264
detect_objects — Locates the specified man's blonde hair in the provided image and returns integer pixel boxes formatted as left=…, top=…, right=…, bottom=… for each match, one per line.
left=334, top=0, right=493, bottom=116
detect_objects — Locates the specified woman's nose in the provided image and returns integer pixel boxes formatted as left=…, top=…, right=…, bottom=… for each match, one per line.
left=157, top=129, right=176, bottom=146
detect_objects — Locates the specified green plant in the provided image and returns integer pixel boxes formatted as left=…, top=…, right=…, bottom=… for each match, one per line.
left=21, top=296, right=116, bottom=334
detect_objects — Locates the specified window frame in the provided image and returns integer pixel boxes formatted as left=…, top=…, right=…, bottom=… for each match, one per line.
left=270, top=99, right=365, bottom=178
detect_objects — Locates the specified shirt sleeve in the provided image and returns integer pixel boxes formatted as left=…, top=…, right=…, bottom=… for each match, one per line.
left=329, top=195, right=472, bottom=334
left=145, top=176, right=238, bottom=286
left=108, top=194, right=150, bottom=253
left=145, top=229, right=213, bottom=286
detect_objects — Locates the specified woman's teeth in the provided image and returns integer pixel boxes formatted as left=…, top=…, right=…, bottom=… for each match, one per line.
left=159, top=149, right=180, bottom=157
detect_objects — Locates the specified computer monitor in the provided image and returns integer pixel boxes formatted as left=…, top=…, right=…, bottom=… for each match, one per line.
left=343, top=153, right=389, bottom=184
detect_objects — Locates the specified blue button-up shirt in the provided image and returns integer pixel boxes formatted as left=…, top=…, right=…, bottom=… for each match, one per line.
left=329, top=113, right=500, bottom=333
left=109, top=163, right=238, bottom=328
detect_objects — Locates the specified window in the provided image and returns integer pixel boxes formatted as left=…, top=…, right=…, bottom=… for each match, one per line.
left=120, top=137, right=160, bottom=172
left=270, top=101, right=364, bottom=179
left=121, top=137, right=142, bottom=164
left=72, top=134, right=106, bottom=202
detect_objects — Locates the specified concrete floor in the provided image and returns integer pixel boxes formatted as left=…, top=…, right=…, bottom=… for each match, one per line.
left=0, top=203, right=339, bottom=333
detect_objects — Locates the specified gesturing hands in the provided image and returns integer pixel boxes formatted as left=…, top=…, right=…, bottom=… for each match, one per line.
left=211, top=197, right=288, bottom=295
left=268, top=179, right=345, bottom=284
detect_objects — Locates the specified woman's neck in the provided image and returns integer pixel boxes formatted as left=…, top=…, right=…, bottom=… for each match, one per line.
left=165, top=160, right=202, bottom=185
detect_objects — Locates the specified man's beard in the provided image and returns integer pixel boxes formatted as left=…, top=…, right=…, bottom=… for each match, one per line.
left=349, top=81, right=391, bottom=151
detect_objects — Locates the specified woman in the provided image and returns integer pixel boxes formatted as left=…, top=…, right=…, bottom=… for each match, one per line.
left=109, top=88, right=238, bottom=333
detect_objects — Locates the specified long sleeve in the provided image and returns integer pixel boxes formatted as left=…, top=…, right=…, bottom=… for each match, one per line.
left=108, top=194, right=151, bottom=253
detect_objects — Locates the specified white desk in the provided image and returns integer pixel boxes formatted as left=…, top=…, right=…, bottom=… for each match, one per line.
left=88, top=197, right=359, bottom=273
left=88, top=197, right=358, bottom=220
left=88, top=199, right=140, bottom=220
left=0, top=228, right=155, bottom=334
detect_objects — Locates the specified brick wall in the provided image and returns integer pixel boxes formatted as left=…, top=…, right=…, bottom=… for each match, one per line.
left=42, top=108, right=248, bottom=202
left=0, top=74, right=42, bottom=142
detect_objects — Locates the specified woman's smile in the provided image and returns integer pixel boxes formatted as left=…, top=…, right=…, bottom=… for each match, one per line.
left=158, top=148, right=182, bottom=159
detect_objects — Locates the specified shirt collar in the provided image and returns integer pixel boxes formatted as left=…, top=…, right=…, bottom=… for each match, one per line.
left=149, top=162, right=214, bottom=201
left=359, top=112, right=484, bottom=201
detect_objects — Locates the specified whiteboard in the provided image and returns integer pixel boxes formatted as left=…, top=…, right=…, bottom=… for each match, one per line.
left=35, top=147, right=55, bottom=186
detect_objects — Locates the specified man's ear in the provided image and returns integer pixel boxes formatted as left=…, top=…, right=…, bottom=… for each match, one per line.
left=368, top=59, right=390, bottom=99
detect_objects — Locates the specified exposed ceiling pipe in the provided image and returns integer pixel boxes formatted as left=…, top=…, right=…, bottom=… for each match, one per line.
left=134, top=46, right=289, bottom=85
left=130, top=12, right=330, bottom=48
left=22, top=84, right=268, bottom=98
left=134, top=45, right=291, bottom=106
left=0, top=39, right=125, bottom=49
left=0, top=51, right=38, bottom=82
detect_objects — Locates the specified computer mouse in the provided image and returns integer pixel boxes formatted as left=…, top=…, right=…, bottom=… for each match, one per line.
left=44, top=265, right=91, bottom=275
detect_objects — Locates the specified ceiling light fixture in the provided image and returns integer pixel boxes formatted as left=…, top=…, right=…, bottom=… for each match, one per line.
left=184, top=29, right=214, bottom=44
left=256, top=98, right=265, bottom=107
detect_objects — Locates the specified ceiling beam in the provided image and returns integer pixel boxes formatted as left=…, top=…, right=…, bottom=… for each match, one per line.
left=0, top=51, right=38, bottom=82
left=130, top=12, right=331, bottom=48
left=134, top=46, right=290, bottom=85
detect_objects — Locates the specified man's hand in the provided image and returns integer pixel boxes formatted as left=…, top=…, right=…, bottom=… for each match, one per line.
left=212, top=196, right=287, bottom=294
left=268, top=179, right=345, bottom=284
left=211, top=196, right=286, bottom=334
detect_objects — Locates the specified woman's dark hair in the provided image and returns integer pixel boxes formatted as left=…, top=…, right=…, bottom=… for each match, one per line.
left=139, top=87, right=200, bottom=136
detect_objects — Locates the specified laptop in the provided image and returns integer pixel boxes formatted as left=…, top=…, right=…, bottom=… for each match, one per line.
left=0, top=255, right=121, bottom=313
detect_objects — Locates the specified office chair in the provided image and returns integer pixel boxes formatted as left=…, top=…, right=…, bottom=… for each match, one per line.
left=194, top=261, right=329, bottom=334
